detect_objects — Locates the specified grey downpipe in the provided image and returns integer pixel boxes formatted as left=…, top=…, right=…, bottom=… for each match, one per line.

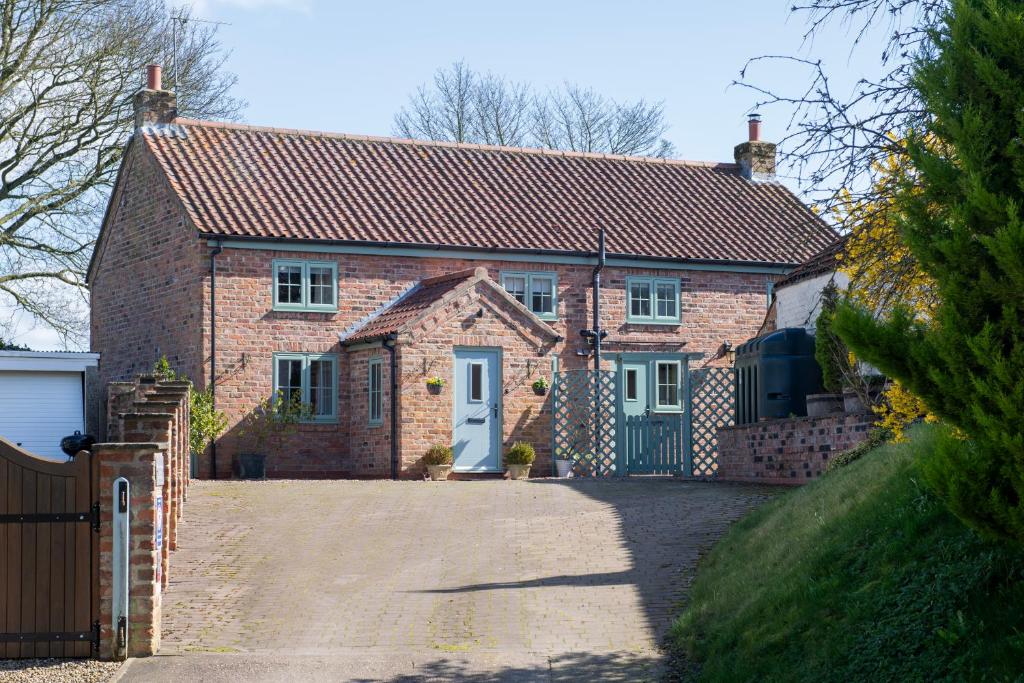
left=209, top=242, right=222, bottom=479
left=385, top=334, right=399, bottom=480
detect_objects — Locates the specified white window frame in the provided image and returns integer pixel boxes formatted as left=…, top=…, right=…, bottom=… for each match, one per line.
left=626, top=276, right=680, bottom=324
left=272, top=352, right=339, bottom=423
left=500, top=271, right=558, bottom=320
left=654, top=360, right=683, bottom=412
left=272, top=259, right=338, bottom=312
left=368, top=357, right=383, bottom=427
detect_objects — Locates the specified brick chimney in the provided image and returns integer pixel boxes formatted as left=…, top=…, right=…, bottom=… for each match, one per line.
left=133, top=64, right=177, bottom=129
left=733, top=113, right=777, bottom=181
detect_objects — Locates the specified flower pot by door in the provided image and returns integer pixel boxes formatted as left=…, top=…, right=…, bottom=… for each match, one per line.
left=507, top=464, right=531, bottom=480
left=427, top=464, right=452, bottom=481
left=427, top=383, right=443, bottom=395
left=236, top=452, right=266, bottom=479
left=555, top=459, right=573, bottom=478
left=806, top=393, right=843, bottom=417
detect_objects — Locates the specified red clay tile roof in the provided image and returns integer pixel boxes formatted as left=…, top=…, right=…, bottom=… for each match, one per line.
left=142, top=119, right=837, bottom=265
left=343, top=267, right=560, bottom=344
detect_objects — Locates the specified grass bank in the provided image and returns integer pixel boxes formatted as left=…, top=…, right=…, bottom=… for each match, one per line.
left=669, top=425, right=1024, bottom=681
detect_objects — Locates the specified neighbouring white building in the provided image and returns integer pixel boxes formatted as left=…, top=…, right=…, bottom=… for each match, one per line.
left=772, top=239, right=847, bottom=331
left=0, top=351, right=100, bottom=460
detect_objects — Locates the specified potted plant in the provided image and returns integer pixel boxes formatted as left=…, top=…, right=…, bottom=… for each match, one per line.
left=554, top=447, right=573, bottom=477
left=236, top=391, right=311, bottom=479
left=531, top=377, right=550, bottom=396
left=505, top=441, right=535, bottom=480
left=426, top=377, right=446, bottom=395
left=423, top=444, right=453, bottom=481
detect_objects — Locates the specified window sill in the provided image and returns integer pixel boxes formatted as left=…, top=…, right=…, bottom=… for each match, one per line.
left=272, top=306, right=339, bottom=314
left=625, top=320, right=681, bottom=326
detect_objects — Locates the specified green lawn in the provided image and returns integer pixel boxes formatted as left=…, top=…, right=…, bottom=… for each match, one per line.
left=669, top=425, right=1024, bottom=682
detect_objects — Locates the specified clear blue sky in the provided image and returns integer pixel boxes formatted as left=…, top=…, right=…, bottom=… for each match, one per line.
left=14, top=0, right=891, bottom=350
left=186, top=0, right=889, bottom=181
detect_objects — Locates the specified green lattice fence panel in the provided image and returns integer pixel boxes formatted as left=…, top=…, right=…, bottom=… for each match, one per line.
left=552, top=369, right=618, bottom=477
left=688, top=367, right=736, bottom=478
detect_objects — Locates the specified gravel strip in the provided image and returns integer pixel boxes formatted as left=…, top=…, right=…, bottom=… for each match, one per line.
left=0, top=659, right=121, bottom=683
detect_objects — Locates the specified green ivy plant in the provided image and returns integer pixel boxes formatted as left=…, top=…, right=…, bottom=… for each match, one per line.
left=532, top=377, right=550, bottom=391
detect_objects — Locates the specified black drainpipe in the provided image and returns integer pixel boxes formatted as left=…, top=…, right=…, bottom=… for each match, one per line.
left=209, top=242, right=223, bottom=479
left=384, top=333, right=399, bottom=480
left=593, top=228, right=606, bottom=371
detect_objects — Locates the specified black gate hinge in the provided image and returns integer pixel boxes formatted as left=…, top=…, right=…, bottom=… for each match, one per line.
left=92, top=620, right=100, bottom=653
left=91, top=502, right=100, bottom=533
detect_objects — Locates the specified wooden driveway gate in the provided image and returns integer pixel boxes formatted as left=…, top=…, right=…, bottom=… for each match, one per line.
left=0, top=437, right=98, bottom=658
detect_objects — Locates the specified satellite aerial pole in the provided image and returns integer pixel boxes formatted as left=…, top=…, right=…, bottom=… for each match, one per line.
left=169, top=13, right=231, bottom=97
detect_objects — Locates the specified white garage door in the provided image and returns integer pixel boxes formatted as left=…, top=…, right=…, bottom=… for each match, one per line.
left=0, top=371, right=84, bottom=460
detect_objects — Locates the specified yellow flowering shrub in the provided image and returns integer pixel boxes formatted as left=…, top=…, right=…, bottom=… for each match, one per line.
left=833, top=146, right=938, bottom=437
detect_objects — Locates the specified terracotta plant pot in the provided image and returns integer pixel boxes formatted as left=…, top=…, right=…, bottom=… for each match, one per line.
left=507, top=464, right=532, bottom=480
left=427, top=383, right=443, bottom=395
left=426, top=464, right=452, bottom=481
left=806, top=393, right=843, bottom=418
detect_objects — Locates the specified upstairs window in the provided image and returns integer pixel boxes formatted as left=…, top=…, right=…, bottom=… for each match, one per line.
left=501, top=271, right=558, bottom=320
left=272, top=353, right=338, bottom=422
left=273, top=260, right=338, bottom=312
left=627, top=276, right=680, bottom=324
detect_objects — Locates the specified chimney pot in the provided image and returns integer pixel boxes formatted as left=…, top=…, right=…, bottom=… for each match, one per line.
left=748, top=113, right=762, bottom=142
left=146, top=64, right=162, bottom=91
left=134, top=64, right=176, bottom=129
left=734, top=113, right=776, bottom=181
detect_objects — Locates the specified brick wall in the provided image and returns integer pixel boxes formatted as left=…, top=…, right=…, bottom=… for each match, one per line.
left=187, top=246, right=772, bottom=477
left=717, top=412, right=875, bottom=484
left=90, top=141, right=205, bottom=387
left=95, top=376, right=191, bottom=659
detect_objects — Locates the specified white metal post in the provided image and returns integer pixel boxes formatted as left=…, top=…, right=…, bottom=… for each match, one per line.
left=112, top=477, right=130, bottom=660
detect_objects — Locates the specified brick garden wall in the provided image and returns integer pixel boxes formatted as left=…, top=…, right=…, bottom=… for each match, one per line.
left=717, top=412, right=875, bottom=485
left=95, top=376, right=190, bottom=659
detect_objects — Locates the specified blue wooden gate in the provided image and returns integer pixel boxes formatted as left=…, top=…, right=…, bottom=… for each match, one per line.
left=551, top=365, right=735, bottom=477
left=622, top=413, right=686, bottom=474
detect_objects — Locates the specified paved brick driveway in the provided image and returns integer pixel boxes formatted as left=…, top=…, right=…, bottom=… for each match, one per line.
left=135, top=479, right=771, bottom=681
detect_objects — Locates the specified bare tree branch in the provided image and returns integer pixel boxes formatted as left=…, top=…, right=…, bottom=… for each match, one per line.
left=0, top=0, right=245, bottom=346
left=394, top=62, right=676, bottom=158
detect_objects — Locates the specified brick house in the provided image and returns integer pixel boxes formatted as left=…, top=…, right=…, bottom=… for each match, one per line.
left=88, top=68, right=836, bottom=479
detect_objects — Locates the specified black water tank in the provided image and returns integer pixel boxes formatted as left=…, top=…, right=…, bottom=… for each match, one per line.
left=734, top=328, right=824, bottom=424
